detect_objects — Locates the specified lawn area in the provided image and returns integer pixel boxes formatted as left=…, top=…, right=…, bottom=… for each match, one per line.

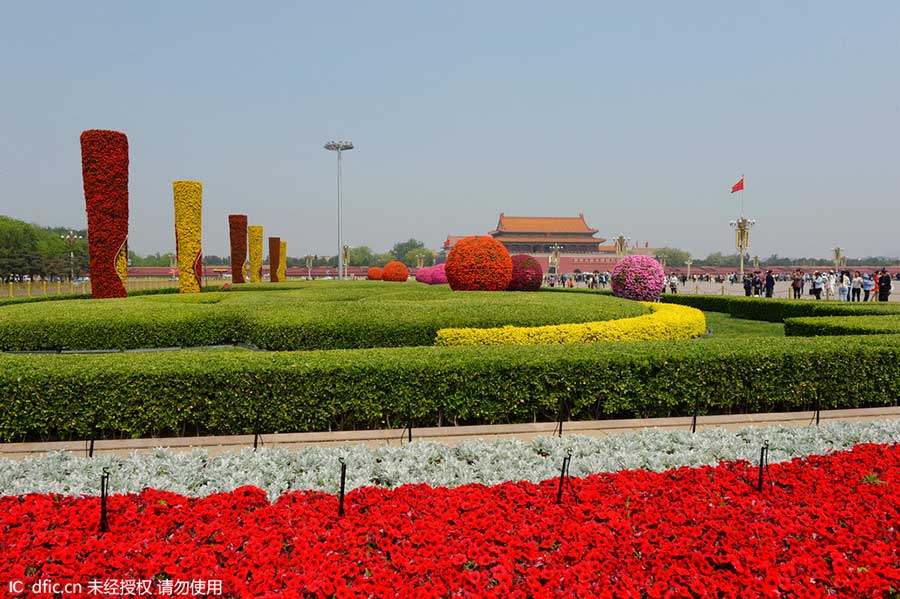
left=703, top=311, right=785, bottom=338
left=0, top=281, right=646, bottom=351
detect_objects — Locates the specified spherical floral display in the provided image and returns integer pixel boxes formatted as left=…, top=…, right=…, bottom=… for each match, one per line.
left=610, top=255, right=665, bottom=301
left=367, top=267, right=383, bottom=281
left=415, top=267, right=433, bottom=284
left=429, top=263, right=447, bottom=285
left=508, top=254, right=544, bottom=292
left=382, top=261, right=409, bottom=282
left=445, top=236, right=513, bottom=291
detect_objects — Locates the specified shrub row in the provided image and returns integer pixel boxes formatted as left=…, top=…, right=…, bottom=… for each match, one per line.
left=435, top=303, right=706, bottom=346
left=662, top=294, right=900, bottom=322
left=0, top=287, right=179, bottom=308
left=784, top=315, right=900, bottom=337
left=1, top=335, right=899, bottom=442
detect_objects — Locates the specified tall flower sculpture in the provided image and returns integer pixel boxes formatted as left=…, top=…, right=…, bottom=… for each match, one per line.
left=268, top=237, right=281, bottom=283
left=278, top=241, right=287, bottom=282
left=80, top=130, right=129, bottom=299
left=367, top=267, right=383, bottom=280
left=429, top=263, right=448, bottom=285
left=173, top=181, right=202, bottom=294
left=445, top=236, right=512, bottom=291
left=382, top=260, right=409, bottom=282
left=611, top=255, right=665, bottom=301
left=508, top=254, right=544, bottom=291
left=228, top=215, right=248, bottom=284
left=248, top=226, right=263, bottom=283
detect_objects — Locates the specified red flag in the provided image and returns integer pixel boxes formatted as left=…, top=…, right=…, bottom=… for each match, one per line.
left=731, top=177, right=744, bottom=193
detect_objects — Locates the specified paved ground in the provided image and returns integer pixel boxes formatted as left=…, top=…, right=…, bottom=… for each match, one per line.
left=3, top=406, right=898, bottom=459
left=661, top=279, right=900, bottom=302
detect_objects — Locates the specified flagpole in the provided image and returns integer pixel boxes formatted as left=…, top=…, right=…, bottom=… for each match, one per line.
left=741, top=173, right=745, bottom=217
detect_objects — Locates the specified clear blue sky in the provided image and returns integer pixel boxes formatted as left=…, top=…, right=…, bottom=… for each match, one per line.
left=1, top=1, right=898, bottom=259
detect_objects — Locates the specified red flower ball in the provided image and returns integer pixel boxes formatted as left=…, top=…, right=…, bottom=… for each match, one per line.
left=367, top=267, right=383, bottom=281
left=445, top=236, right=512, bottom=291
left=508, top=254, right=544, bottom=291
left=381, top=261, right=409, bottom=282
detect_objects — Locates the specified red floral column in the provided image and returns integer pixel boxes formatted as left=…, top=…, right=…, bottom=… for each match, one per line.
left=228, top=215, right=248, bottom=284
left=80, top=130, right=129, bottom=299
left=268, top=237, right=281, bottom=282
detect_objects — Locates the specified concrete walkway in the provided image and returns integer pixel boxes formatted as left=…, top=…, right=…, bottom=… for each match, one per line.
left=2, top=406, right=898, bottom=459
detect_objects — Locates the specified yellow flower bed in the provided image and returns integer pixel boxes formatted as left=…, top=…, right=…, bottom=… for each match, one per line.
left=173, top=181, right=202, bottom=294
left=248, top=225, right=264, bottom=284
left=278, top=241, right=287, bottom=282
left=434, top=302, right=706, bottom=346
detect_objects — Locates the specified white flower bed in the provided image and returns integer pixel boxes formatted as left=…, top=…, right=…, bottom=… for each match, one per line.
left=2, top=420, right=898, bottom=500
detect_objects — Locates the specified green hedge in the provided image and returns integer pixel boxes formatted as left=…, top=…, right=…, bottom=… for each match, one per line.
left=2, top=335, right=899, bottom=442
left=663, top=294, right=900, bottom=322
left=785, top=315, right=900, bottom=337
left=0, top=287, right=182, bottom=308
left=0, top=285, right=645, bottom=351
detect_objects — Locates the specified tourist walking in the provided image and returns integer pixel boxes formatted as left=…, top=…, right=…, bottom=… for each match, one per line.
left=791, top=270, right=803, bottom=299
left=851, top=271, right=863, bottom=302
left=764, top=270, right=775, bottom=298
left=668, top=274, right=678, bottom=294
left=862, top=274, right=874, bottom=302
left=811, top=271, right=824, bottom=300
left=743, top=274, right=752, bottom=297
left=878, top=269, right=892, bottom=302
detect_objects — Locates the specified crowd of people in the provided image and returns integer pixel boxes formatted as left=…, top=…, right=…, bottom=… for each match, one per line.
left=545, top=268, right=896, bottom=302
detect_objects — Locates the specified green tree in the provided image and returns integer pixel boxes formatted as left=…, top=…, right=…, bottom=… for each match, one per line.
left=404, top=248, right=435, bottom=267
left=391, top=239, right=425, bottom=263
left=653, top=247, right=691, bottom=267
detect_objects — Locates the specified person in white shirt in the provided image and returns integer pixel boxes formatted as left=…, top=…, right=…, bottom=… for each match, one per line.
left=851, top=271, right=863, bottom=302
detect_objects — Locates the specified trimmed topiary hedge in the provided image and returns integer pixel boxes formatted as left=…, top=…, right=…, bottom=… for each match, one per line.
left=784, top=315, right=900, bottom=337
left=2, top=334, right=899, bottom=442
left=662, top=295, right=900, bottom=322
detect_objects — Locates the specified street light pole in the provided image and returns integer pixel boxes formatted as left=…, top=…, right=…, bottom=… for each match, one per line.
left=730, top=216, right=756, bottom=278
left=60, top=230, right=82, bottom=282
left=324, top=141, right=354, bottom=280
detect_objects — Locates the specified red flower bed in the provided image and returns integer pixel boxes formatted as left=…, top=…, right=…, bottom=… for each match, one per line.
left=508, top=253, right=544, bottom=291
left=2, top=444, right=899, bottom=598
left=80, top=130, right=129, bottom=299
left=227, top=215, right=248, bottom=284
left=446, top=236, right=512, bottom=291
left=382, top=260, right=409, bottom=282
left=367, top=266, right=383, bottom=280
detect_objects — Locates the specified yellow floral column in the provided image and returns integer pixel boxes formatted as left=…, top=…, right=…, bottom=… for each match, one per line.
left=173, top=181, right=202, bottom=293
left=248, top=225, right=263, bottom=284
left=278, top=241, right=287, bottom=282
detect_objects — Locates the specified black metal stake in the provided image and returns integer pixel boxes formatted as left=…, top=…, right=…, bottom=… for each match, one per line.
left=99, top=469, right=110, bottom=533
left=814, top=392, right=821, bottom=427
left=88, top=434, right=95, bottom=459
left=690, top=396, right=700, bottom=434
left=756, top=443, right=769, bottom=493
left=338, top=459, right=347, bottom=517
left=253, top=411, right=261, bottom=451
left=556, top=455, right=571, bottom=504
left=555, top=399, right=567, bottom=438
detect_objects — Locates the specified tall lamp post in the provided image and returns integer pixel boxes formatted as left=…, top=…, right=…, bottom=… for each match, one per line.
left=324, top=140, right=354, bottom=280
left=549, top=244, right=562, bottom=275
left=614, top=235, right=630, bottom=257
left=832, top=247, right=845, bottom=273
left=686, top=258, right=693, bottom=280
left=60, top=231, right=82, bottom=282
left=729, top=216, right=756, bottom=278
left=306, top=254, right=313, bottom=280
